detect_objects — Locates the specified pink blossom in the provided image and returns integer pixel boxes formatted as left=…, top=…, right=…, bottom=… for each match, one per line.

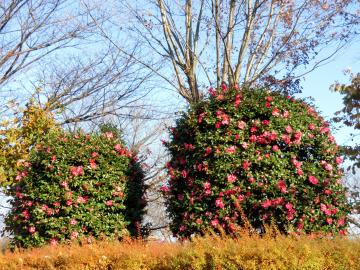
left=335, top=156, right=343, bottom=165
left=105, top=200, right=113, bottom=206
left=285, top=202, right=293, bottom=210
left=249, top=135, right=257, bottom=143
left=234, top=94, right=241, bottom=107
left=242, top=160, right=251, bottom=170
left=227, top=174, right=237, bottom=183
left=91, top=152, right=99, bottom=158
left=70, top=219, right=77, bottom=225
left=272, top=145, right=279, bottom=151
left=203, top=182, right=211, bottom=189
left=297, top=169, right=303, bottom=175
left=237, top=121, right=246, bottom=129
left=28, top=226, right=36, bottom=234
left=272, top=108, right=280, bottom=116
left=215, top=198, right=225, bottom=208
left=242, top=142, right=249, bottom=149
left=53, top=202, right=60, bottom=207
left=105, top=132, right=113, bottom=139
left=198, top=112, right=205, bottom=123
left=221, top=83, right=227, bottom=91
left=77, top=196, right=88, bottom=204
left=160, top=185, right=169, bottom=193
left=237, top=195, right=245, bottom=202
left=262, top=120, right=270, bottom=125
left=308, top=175, right=319, bottom=185
left=308, top=123, right=316, bottom=130
left=277, top=180, right=287, bottom=193
left=324, top=163, right=333, bottom=171
left=66, top=199, right=73, bottom=206
left=282, top=134, right=291, bottom=144
left=248, top=177, right=255, bottom=183
left=285, top=125, right=293, bottom=134
left=50, top=238, right=58, bottom=246
left=204, top=147, right=212, bottom=156
left=261, top=199, right=272, bottom=208
left=177, top=194, right=184, bottom=201
left=282, top=110, right=290, bottom=118
left=22, top=210, right=30, bottom=220
left=114, top=144, right=122, bottom=151
left=70, top=166, right=83, bottom=176
left=179, top=225, right=186, bottom=232
left=337, top=217, right=345, bottom=226
left=71, top=231, right=79, bottom=239
left=89, top=158, right=97, bottom=169
left=211, top=219, right=219, bottom=227
left=182, top=170, right=188, bottom=178
left=266, top=96, right=273, bottom=102
left=215, top=122, right=221, bottom=129
left=60, top=181, right=68, bottom=189
left=208, top=87, right=216, bottom=96
left=326, top=217, right=333, bottom=224
left=225, top=146, right=236, bottom=154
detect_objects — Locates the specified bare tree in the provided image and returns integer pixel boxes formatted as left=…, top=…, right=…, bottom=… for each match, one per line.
left=111, top=0, right=360, bottom=104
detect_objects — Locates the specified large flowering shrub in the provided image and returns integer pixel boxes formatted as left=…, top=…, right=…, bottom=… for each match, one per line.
left=164, top=86, right=350, bottom=238
left=4, top=129, right=146, bottom=248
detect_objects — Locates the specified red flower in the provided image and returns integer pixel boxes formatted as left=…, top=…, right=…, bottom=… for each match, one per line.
left=89, top=159, right=97, bottom=169
left=308, top=123, right=316, bottom=130
left=272, top=108, right=280, bottom=116
left=237, top=121, right=246, bottom=129
left=326, top=217, right=333, bottom=224
left=262, top=120, right=270, bottom=125
left=160, top=186, right=169, bottom=193
left=308, top=175, right=319, bottom=185
left=198, top=112, right=205, bottom=123
left=335, top=156, right=343, bottom=165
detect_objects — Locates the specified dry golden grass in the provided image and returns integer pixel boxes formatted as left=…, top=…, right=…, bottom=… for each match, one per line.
left=1, top=231, right=360, bottom=270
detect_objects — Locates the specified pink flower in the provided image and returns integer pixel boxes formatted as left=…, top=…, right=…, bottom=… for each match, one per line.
left=249, top=135, right=257, bottom=142
left=50, top=238, right=58, bottom=246
left=237, top=121, right=246, bottom=129
left=225, top=146, right=236, bottom=154
left=182, top=170, right=188, bottom=178
left=277, top=180, right=287, bottom=193
left=308, top=175, right=319, bottom=185
left=285, top=202, right=293, bottom=210
left=227, top=174, right=237, bottom=183
left=177, top=194, right=184, bottom=201
left=114, top=144, right=122, bottom=151
left=308, top=123, right=316, bottom=130
left=70, top=166, right=83, bottom=176
left=215, top=198, right=225, bottom=208
left=215, top=122, right=221, bottom=129
left=242, top=142, right=249, bottom=149
left=237, top=195, right=245, bottom=202
left=282, top=110, right=290, bottom=118
left=77, top=196, right=88, bottom=204
left=105, top=200, right=113, bottom=206
left=234, top=94, right=241, bottom=107
left=266, top=96, right=273, bottom=102
left=70, top=219, right=77, bottom=225
left=89, top=158, right=97, bottom=169
left=160, top=185, right=169, bottom=193
left=326, top=217, right=333, bottom=224
left=297, top=169, right=303, bottom=175
left=22, top=210, right=30, bottom=220
left=262, top=120, right=270, bottom=125
left=337, top=217, right=345, bottom=226
left=179, top=225, right=186, bottom=232
left=285, top=125, right=293, bottom=134
left=272, top=145, right=279, bottom=151
left=272, top=108, right=280, bottom=116
left=198, top=112, right=205, bottom=123
left=324, top=163, right=333, bottom=171
left=211, top=219, right=219, bottom=227
left=105, top=132, right=113, bottom=139
left=91, top=152, right=99, bottom=158
left=221, top=83, right=227, bottom=91
left=204, top=147, right=212, bottom=156
left=28, top=226, right=36, bottom=234
left=335, top=156, right=343, bottom=165
left=242, top=160, right=251, bottom=170
left=261, top=199, right=272, bottom=208
left=203, top=182, right=211, bottom=189
left=71, top=231, right=79, bottom=240
left=60, top=181, right=68, bottom=189
left=66, top=199, right=73, bottom=206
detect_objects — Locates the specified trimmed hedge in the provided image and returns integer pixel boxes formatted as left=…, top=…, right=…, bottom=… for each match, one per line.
left=164, top=86, right=350, bottom=238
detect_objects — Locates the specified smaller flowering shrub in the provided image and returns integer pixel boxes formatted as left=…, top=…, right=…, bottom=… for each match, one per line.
left=4, top=129, right=146, bottom=248
left=164, top=86, right=351, bottom=238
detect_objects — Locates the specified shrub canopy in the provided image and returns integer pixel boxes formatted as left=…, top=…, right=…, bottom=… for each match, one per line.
left=4, top=129, right=146, bottom=248
left=164, top=86, right=350, bottom=238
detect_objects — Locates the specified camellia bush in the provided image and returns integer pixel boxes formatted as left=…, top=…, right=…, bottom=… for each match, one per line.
left=4, top=129, right=146, bottom=248
left=163, top=85, right=351, bottom=238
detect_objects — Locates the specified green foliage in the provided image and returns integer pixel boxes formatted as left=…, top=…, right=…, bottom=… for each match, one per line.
left=331, top=72, right=360, bottom=171
left=4, top=129, right=146, bottom=248
left=164, top=86, right=350, bottom=238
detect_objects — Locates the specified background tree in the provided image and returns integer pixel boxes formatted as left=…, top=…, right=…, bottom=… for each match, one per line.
left=331, top=72, right=360, bottom=171
left=103, top=0, right=360, bottom=104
